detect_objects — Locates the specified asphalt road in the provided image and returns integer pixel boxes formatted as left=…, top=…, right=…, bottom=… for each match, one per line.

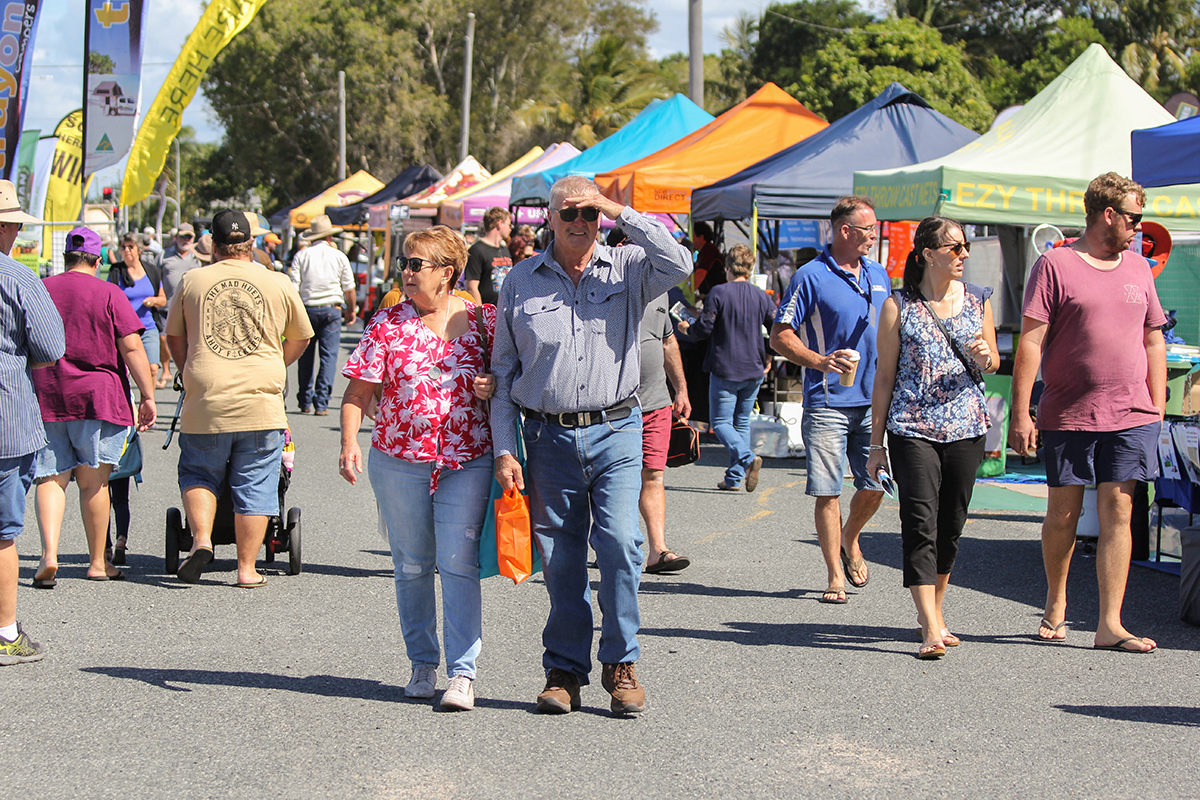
left=4, top=335, right=1199, bottom=799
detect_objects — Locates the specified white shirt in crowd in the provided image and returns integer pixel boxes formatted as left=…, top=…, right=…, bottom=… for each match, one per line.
left=289, top=240, right=355, bottom=306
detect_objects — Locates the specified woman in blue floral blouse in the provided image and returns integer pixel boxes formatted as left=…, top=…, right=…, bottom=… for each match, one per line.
left=867, top=216, right=998, bottom=660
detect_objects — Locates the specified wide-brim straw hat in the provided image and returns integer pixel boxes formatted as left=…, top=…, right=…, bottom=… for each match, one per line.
left=194, top=234, right=213, bottom=263
left=302, top=214, right=342, bottom=242
left=0, top=180, right=40, bottom=224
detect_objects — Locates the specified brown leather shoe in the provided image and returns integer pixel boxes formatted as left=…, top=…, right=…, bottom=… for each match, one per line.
left=536, top=668, right=581, bottom=714
left=601, top=662, right=645, bottom=714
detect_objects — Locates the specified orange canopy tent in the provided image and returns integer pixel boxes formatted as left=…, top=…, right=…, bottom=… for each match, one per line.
left=594, top=83, right=828, bottom=214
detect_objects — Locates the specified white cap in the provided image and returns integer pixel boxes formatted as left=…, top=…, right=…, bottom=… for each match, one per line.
left=143, top=226, right=155, bottom=235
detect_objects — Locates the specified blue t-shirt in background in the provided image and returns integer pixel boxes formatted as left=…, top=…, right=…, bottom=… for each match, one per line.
left=774, top=246, right=889, bottom=408
left=123, top=273, right=156, bottom=331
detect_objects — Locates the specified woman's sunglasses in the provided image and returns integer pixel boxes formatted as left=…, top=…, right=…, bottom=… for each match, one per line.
left=397, top=256, right=449, bottom=272
left=556, top=207, right=600, bottom=223
left=938, top=241, right=971, bottom=256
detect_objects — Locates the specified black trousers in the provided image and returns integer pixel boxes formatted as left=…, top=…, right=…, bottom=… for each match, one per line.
left=888, top=432, right=985, bottom=587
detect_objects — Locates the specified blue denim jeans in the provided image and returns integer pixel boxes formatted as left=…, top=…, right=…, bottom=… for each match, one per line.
left=297, top=305, right=342, bottom=411
left=369, top=448, right=492, bottom=679
left=523, top=407, right=643, bottom=683
left=709, top=374, right=763, bottom=486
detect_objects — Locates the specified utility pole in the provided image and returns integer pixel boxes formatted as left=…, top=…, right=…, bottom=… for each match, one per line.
left=175, top=137, right=182, bottom=228
left=459, top=12, right=475, bottom=162
left=688, top=0, right=703, bottom=106
left=337, top=70, right=347, bottom=182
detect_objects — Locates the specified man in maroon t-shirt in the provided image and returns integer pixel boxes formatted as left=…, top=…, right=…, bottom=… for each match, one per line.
left=31, top=227, right=156, bottom=586
left=1010, top=172, right=1165, bottom=653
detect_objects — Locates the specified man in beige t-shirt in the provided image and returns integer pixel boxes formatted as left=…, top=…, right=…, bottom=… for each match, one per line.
left=166, top=209, right=313, bottom=588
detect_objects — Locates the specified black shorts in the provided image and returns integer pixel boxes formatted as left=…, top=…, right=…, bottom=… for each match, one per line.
left=1041, top=422, right=1160, bottom=487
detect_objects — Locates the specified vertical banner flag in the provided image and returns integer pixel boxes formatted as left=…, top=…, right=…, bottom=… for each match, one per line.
left=83, top=0, right=148, bottom=176
left=0, top=1, right=43, bottom=180
left=29, top=134, right=55, bottom=235
left=119, top=0, right=269, bottom=205
left=42, top=110, right=83, bottom=254
left=15, top=128, right=38, bottom=210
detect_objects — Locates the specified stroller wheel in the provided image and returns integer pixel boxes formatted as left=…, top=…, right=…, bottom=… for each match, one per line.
left=287, top=507, right=302, bottom=575
left=165, top=507, right=183, bottom=575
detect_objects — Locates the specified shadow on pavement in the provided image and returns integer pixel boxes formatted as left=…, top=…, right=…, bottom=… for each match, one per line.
left=640, top=621, right=915, bottom=655
left=1054, top=704, right=1200, bottom=727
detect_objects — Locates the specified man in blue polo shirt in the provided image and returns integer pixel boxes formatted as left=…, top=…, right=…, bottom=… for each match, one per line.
left=770, top=196, right=889, bottom=605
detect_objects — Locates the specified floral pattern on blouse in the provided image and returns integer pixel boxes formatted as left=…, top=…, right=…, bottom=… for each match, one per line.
left=887, top=285, right=991, bottom=442
left=343, top=300, right=495, bottom=493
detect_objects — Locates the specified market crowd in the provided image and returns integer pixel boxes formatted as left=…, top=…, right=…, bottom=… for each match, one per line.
left=1, top=173, right=1165, bottom=716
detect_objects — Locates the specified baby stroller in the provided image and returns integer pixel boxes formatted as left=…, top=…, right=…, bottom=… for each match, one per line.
left=164, top=425, right=302, bottom=577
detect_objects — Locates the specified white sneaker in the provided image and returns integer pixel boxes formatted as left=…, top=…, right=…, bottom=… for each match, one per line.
left=440, top=675, right=475, bottom=711
left=404, top=665, right=438, bottom=698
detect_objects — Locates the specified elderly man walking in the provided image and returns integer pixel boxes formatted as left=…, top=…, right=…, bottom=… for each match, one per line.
left=492, top=175, right=691, bottom=715
left=167, top=210, right=313, bottom=588
left=770, top=196, right=889, bottom=605
left=1010, top=172, right=1165, bottom=652
left=289, top=215, right=356, bottom=415
left=0, top=181, right=64, bottom=664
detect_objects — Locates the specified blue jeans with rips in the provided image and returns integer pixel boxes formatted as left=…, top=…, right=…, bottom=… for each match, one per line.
left=523, top=407, right=644, bottom=684
left=709, top=374, right=763, bottom=487
left=297, top=305, right=342, bottom=412
left=370, top=449, right=492, bottom=679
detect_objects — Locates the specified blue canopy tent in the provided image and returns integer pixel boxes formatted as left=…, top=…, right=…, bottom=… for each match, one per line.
left=509, top=94, right=713, bottom=207
left=324, top=164, right=443, bottom=227
left=1132, top=115, right=1200, bottom=187
left=690, top=83, right=979, bottom=225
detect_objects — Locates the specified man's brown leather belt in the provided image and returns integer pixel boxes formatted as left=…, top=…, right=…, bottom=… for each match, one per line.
left=522, top=397, right=638, bottom=428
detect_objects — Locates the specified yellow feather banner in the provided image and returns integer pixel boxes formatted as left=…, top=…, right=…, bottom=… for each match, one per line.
left=118, top=0, right=269, bottom=206
left=42, top=109, right=83, bottom=254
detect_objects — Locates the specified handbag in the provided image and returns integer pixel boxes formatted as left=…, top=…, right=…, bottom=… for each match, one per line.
left=493, top=487, right=534, bottom=584
left=666, top=416, right=700, bottom=467
left=110, top=428, right=143, bottom=482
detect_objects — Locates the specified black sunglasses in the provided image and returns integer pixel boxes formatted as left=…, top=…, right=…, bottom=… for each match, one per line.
left=1112, top=207, right=1143, bottom=225
left=938, top=241, right=971, bottom=256
left=397, top=256, right=449, bottom=273
left=556, top=207, right=600, bottom=223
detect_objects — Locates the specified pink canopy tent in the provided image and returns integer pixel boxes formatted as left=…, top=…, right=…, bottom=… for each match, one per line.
left=439, top=143, right=582, bottom=228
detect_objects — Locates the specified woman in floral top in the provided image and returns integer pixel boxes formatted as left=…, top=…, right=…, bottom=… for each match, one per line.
left=867, top=216, right=998, bottom=660
left=339, top=225, right=495, bottom=711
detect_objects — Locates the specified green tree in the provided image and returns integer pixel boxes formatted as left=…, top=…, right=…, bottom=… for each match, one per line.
left=87, top=51, right=115, bottom=74
left=1083, top=0, right=1199, bottom=99
left=751, top=0, right=875, bottom=92
left=982, top=16, right=1109, bottom=110
left=521, top=35, right=668, bottom=148
left=793, top=16, right=994, bottom=132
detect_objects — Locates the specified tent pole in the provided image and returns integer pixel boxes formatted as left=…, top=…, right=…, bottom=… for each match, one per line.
left=751, top=201, right=758, bottom=257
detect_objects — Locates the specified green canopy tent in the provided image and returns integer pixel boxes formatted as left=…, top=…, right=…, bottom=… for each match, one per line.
left=853, top=45, right=1200, bottom=232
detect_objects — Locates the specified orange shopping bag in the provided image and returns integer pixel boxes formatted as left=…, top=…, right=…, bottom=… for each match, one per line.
left=494, top=487, right=534, bottom=584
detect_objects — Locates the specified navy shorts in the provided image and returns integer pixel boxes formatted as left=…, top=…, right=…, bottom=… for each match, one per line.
left=1041, top=422, right=1161, bottom=487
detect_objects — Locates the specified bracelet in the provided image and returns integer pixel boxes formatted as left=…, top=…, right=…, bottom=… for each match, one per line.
left=984, top=354, right=994, bottom=372
left=868, top=444, right=887, bottom=451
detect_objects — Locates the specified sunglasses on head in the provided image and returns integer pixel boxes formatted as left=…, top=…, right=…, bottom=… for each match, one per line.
left=556, top=207, right=600, bottom=223
left=397, top=256, right=449, bottom=273
left=938, top=241, right=971, bottom=256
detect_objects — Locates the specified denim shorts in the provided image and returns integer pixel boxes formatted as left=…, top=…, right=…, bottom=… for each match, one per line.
left=140, top=326, right=159, bottom=364
left=35, top=419, right=131, bottom=478
left=0, top=453, right=36, bottom=540
left=1041, top=422, right=1161, bottom=487
left=177, top=429, right=285, bottom=516
left=801, top=405, right=881, bottom=496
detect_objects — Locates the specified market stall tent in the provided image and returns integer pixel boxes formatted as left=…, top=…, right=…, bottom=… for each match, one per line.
left=405, top=156, right=492, bottom=206
left=269, top=170, right=384, bottom=229
left=594, top=82, right=828, bottom=214
left=853, top=45, right=1200, bottom=231
left=440, top=143, right=583, bottom=228
left=691, top=83, right=978, bottom=221
left=509, top=95, right=714, bottom=208
left=324, top=164, right=443, bottom=227
left=1131, top=114, right=1200, bottom=187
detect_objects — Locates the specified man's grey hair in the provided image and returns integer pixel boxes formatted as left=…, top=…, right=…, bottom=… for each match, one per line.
left=549, top=175, right=599, bottom=210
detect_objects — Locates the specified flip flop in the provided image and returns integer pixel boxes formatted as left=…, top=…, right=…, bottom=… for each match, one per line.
left=918, top=641, right=947, bottom=660
left=86, top=570, right=126, bottom=581
left=1094, top=636, right=1156, bottom=653
left=645, top=551, right=691, bottom=575
left=235, top=575, right=268, bottom=589
left=32, top=567, right=57, bottom=589
left=914, top=628, right=961, bottom=646
left=1038, top=618, right=1068, bottom=641
left=840, top=547, right=869, bottom=588
left=177, top=548, right=213, bottom=584
left=819, top=587, right=848, bottom=604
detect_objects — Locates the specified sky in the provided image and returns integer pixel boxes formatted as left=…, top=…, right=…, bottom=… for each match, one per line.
left=24, top=0, right=825, bottom=192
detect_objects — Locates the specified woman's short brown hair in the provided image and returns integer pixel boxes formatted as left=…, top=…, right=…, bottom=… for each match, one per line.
left=727, top=243, right=755, bottom=278
left=404, top=225, right=469, bottom=288
left=119, top=232, right=142, bottom=252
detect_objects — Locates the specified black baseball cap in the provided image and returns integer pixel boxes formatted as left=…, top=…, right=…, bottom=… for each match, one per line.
left=211, top=209, right=253, bottom=246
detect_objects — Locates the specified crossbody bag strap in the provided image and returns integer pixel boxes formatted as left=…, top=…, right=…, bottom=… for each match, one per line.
left=917, top=296, right=983, bottom=387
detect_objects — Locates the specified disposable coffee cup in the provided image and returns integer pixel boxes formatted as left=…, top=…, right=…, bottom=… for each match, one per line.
left=839, top=350, right=861, bottom=387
